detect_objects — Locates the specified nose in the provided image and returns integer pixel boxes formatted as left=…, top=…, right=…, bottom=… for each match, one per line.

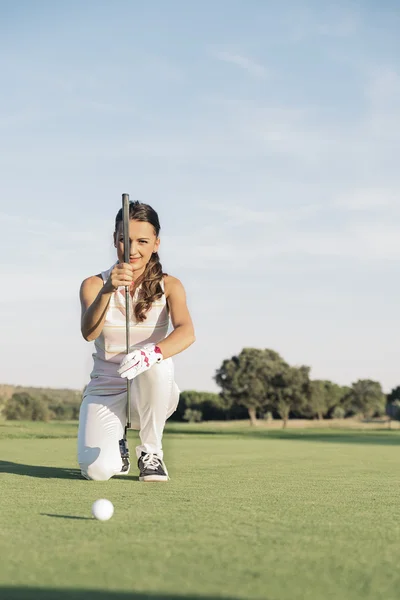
left=129, top=243, right=140, bottom=256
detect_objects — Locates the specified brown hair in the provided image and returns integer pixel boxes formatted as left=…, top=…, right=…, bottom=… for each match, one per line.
left=115, top=201, right=167, bottom=323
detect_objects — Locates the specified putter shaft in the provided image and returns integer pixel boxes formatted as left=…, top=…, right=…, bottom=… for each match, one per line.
left=122, top=193, right=131, bottom=429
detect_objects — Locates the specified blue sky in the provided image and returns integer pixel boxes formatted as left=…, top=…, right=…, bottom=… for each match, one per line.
left=1, top=1, right=399, bottom=394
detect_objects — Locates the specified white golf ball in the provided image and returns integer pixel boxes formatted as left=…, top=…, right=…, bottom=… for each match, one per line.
left=91, top=499, right=114, bottom=521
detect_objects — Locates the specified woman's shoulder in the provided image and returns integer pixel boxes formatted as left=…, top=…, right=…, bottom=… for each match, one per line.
left=82, top=273, right=103, bottom=284
left=80, top=274, right=103, bottom=292
left=81, top=264, right=114, bottom=288
left=162, top=274, right=185, bottom=298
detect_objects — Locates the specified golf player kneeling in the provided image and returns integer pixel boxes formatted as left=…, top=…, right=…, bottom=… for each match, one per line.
left=78, top=201, right=195, bottom=482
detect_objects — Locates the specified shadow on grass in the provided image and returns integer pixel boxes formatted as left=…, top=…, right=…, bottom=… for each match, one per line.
left=0, top=461, right=142, bottom=482
left=40, top=513, right=93, bottom=520
left=165, top=426, right=400, bottom=446
left=0, top=461, right=82, bottom=479
left=0, top=588, right=241, bottom=600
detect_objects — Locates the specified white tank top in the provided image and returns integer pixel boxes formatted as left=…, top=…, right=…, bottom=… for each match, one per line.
left=84, top=264, right=170, bottom=396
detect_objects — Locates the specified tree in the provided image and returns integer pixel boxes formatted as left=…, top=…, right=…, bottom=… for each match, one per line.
left=387, top=386, right=400, bottom=404
left=215, top=348, right=287, bottom=425
left=306, top=380, right=327, bottom=420
left=386, top=386, right=400, bottom=424
left=306, top=380, right=347, bottom=420
left=346, top=380, right=386, bottom=419
left=386, top=400, right=400, bottom=423
left=214, top=348, right=299, bottom=426
left=4, top=392, right=50, bottom=422
left=272, top=365, right=311, bottom=428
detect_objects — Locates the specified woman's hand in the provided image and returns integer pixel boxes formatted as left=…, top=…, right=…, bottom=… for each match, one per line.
left=103, top=263, right=134, bottom=294
left=118, top=344, right=163, bottom=380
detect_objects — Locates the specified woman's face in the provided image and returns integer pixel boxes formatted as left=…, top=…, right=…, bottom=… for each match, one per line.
left=114, top=219, right=160, bottom=274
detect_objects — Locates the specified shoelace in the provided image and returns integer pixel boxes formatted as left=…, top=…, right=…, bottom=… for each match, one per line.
left=142, top=453, right=161, bottom=471
left=142, top=453, right=169, bottom=477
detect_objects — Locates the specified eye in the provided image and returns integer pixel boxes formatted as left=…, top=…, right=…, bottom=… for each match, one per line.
left=139, top=240, right=148, bottom=244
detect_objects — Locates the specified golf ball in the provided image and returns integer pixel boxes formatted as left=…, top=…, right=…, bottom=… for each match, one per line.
left=91, top=499, right=114, bottom=521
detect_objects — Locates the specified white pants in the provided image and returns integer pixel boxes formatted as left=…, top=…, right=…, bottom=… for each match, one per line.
left=77, top=359, right=180, bottom=481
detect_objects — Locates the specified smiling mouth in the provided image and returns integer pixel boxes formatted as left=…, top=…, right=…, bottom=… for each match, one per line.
left=130, top=258, right=141, bottom=261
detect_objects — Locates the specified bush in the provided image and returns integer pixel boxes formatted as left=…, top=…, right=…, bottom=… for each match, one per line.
left=183, top=408, right=202, bottom=423
left=49, top=402, right=81, bottom=420
left=173, top=391, right=228, bottom=422
left=332, top=406, right=346, bottom=419
left=373, top=404, right=386, bottom=418
left=5, top=392, right=50, bottom=422
left=0, top=395, right=6, bottom=417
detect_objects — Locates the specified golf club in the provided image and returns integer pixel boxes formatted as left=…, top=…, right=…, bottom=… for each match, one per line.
left=118, top=192, right=131, bottom=471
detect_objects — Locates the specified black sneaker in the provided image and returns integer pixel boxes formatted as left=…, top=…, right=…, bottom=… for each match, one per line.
left=138, top=452, right=169, bottom=482
left=119, top=437, right=130, bottom=474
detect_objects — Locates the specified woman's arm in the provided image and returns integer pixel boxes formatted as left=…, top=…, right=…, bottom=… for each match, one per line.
left=80, top=276, right=113, bottom=341
left=80, top=263, right=135, bottom=341
left=157, top=276, right=195, bottom=359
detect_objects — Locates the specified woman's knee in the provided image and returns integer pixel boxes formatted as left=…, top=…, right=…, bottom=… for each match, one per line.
left=79, top=450, right=119, bottom=481
left=80, top=460, right=116, bottom=481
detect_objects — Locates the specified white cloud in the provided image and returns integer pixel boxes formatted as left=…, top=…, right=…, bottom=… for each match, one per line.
left=315, top=16, right=358, bottom=38
left=363, top=67, right=400, bottom=140
left=213, top=51, right=268, bottom=78
left=335, top=188, right=399, bottom=211
left=161, top=212, right=400, bottom=274
left=0, top=211, right=110, bottom=242
left=366, top=67, right=400, bottom=108
left=285, top=8, right=359, bottom=42
left=202, top=201, right=323, bottom=226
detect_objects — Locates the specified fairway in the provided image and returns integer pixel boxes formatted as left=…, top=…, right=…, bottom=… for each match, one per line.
left=1, top=421, right=400, bottom=600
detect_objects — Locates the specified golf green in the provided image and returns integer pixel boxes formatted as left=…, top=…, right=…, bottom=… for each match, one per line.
left=0, top=421, right=399, bottom=600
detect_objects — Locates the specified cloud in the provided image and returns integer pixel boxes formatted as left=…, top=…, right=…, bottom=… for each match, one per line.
left=275, top=223, right=400, bottom=262
left=160, top=216, right=400, bottom=276
left=314, top=16, right=358, bottom=38
left=0, top=211, right=104, bottom=243
left=202, top=202, right=323, bottom=226
left=285, top=8, right=359, bottom=42
left=335, top=188, right=399, bottom=211
left=0, top=211, right=113, bottom=298
left=173, top=185, right=400, bottom=270
left=213, top=51, right=268, bottom=78
left=0, top=272, right=82, bottom=302
left=366, top=67, right=400, bottom=108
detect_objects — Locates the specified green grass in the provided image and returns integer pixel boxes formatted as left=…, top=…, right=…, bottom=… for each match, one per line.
left=1, top=421, right=400, bottom=600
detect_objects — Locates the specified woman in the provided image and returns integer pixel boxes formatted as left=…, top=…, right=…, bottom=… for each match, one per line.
left=78, top=201, right=195, bottom=482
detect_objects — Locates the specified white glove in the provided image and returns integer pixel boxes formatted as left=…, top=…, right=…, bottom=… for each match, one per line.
left=118, top=344, right=163, bottom=380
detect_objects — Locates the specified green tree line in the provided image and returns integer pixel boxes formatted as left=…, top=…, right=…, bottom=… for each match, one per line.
left=0, top=385, right=82, bottom=422
left=1, top=348, right=399, bottom=425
